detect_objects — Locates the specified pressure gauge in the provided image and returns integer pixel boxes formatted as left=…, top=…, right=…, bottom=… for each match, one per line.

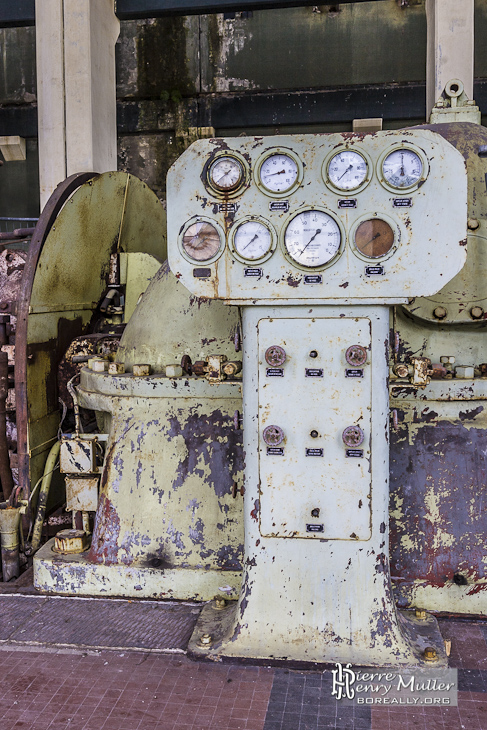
left=381, top=148, right=424, bottom=189
left=258, top=152, right=300, bottom=194
left=181, top=220, right=223, bottom=262
left=208, top=156, right=244, bottom=192
left=232, top=219, right=274, bottom=262
left=284, top=210, right=342, bottom=269
left=326, top=150, right=369, bottom=192
left=354, top=218, right=395, bottom=258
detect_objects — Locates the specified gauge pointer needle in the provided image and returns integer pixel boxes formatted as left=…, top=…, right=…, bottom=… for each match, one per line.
left=299, top=229, right=321, bottom=256
left=266, top=170, right=286, bottom=176
left=243, top=233, right=259, bottom=250
left=338, top=164, right=353, bottom=181
left=362, top=233, right=381, bottom=249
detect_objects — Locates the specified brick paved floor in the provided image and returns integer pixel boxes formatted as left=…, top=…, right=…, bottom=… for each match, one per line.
left=0, top=616, right=487, bottom=729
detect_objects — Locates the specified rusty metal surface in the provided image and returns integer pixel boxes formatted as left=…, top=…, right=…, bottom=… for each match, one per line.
left=0, top=594, right=201, bottom=652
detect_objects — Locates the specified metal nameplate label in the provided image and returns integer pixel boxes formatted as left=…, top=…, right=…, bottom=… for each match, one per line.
left=244, top=268, right=263, bottom=278
left=269, top=201, right=289, bottom=212
left=193, top=268, right=211, bottom=278
left=305, top=368, right=323, bottom=377
left=267, top=447, right=284, bottom=455
left=304, top=275, right=322, bottom=284
left=365, top=265, right=385, bottom=276
left=218, top=202, right=237, bottom=213
left=306, top=523, right=324, bottom=533
left=306, top=448, right=323, bottom=457
left=338, top=198, right=357, bottom=209
left=266, top=368, right=284, bottom=377
left=346, top=449, right=364, bottom=458
left=393, top=198, right=412, bottom=208
left=345, top=368, right=364, bottom=378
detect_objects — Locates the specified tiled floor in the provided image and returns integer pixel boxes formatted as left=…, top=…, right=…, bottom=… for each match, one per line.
left=1, top=615, right=487, bottom=729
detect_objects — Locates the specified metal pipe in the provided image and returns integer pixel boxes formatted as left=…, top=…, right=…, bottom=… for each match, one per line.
left=0, top=503, right=21, bottom=581
left=67, top=375, right=82, bottom=434
left=26, top=440, right=60, bottom=555
left=0, top=351, right=14, bottom=500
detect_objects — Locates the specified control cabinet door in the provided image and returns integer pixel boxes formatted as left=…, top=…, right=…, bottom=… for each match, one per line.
left=258, top=317, right=372, bottom=540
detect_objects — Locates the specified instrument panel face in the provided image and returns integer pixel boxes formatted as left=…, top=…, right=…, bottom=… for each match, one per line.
left=167, top=131, right=467, bottom=303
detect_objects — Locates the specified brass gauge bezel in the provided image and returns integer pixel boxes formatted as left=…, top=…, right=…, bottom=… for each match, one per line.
left=322, top=146, right=372, bottom=195
left=203, top=151, right=249, bottom=198
left=254, top=148, right=304, bottom=198
left=229, top=216, right=277, bottom=265
left=178, top=216, right=225, bottom=265
left=281, top=206, right=345, bottom=271
left=377, top=143, right=429, bottom=194
left=350, top=212, right=401, bottom=263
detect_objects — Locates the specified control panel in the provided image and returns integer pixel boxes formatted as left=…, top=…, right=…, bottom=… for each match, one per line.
left=258, top=317, right=371, bottom=540
left=167, top=130, right=467, bottom=303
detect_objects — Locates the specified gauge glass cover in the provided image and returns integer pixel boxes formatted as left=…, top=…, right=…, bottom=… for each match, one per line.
left=260, top=153, right=298, bottom=193
left=327, top=150, right=368, bottom=191
left=182, top=221, right=222, bottom=261
left=284, top=210, right=341, bottom=268
left=382, top=149, right=423, bottom=189
left=354, top=218, right=395, bottom=258
left=209, top=157, right=243, bottom=191
left=234, top=220, right=272, bottom=260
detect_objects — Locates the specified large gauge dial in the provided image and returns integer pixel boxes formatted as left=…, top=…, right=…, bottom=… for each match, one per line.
left=182, top=221, right=222, bottom=261
left=382, top=149, right=423, bottom=189
left=233, top=220, right=273, bottom=261
left=208, top=156, right=244, bottom=192
left=259, top=153, right=299, bottom=193
left=354, top=218, right=395, bottom=258
left=284, top=210, right=341, bottom=268
left=327, top=150, right=368, bottom=191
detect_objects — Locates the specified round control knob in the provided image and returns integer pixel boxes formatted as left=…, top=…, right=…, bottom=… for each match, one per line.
left=265, top=345, right=286, bottom=367
left=342, top=425, right=365, bottom=447
left=263, top=425, right=284, bottom=446
left=345, top=345, right=367, bottom=367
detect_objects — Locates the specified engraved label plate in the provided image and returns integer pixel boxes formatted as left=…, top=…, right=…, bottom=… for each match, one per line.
left=218, top=202, right=237, bottom=213
left=345, top=368, right=364, bottom=378
left=244, top=268, right=263, bottom=278
left=305, top=368, right=323, bottom=377
left=193, top=268, right=211, bottom=278
left=269, top=200, right=289, bottom=212
left=346, top=449, right=364, bottom=458
left=306, top=448, right=323, bottom=457
left=338, top=199, right=357, bottom=209
left=306, top=523, right=324, bottom=533
left=266, top=368, right=284, bottom=377
left=393, top=198, right=412, bottom=208
left=365, top=265, right=385, bottom=276
left=304, top=275, right=323, bottom=284
left=267, top=447, right=284, bottom=455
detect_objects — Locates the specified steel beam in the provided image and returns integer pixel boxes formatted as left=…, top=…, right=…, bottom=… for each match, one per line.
left=115, top=0, right=389, bottom=20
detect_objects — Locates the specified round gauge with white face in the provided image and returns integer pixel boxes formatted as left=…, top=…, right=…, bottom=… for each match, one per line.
left=181, top=220, right=223, bottom=262
left=284, top=210, right=342, bottom=268
left=259, top=153, right=299, bottom=194
left=233, top=219, right=273, bottom=262
left=327, top=150, right=368, bottom=191
left=208, top=156, right=244, bottom=192
left=381, top=148, right=424, bottom=189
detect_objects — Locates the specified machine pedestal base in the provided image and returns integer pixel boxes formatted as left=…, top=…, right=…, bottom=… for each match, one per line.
left=188, top=599, right=448, bottom=668
left=34, top=539, right=241, bottom=601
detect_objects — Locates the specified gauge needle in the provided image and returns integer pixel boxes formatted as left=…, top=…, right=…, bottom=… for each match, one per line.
left=191, top=235, right=212, bottom=248
left=243, top=233, right=259, bottom=250
left=299, top=228, right=321, bottom=255
left=361, top=233, right=381, bottom=250
left=265, top=170, right=286, bottom=176
left=338, top=164, right=353, bottom=181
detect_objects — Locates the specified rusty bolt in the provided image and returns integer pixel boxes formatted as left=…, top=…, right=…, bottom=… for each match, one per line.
left=467, top=218, right=480, bottom=230
left=440, top=356, right=455, bottom=365
left=393, top=363, right=410, bottom=378
left=133, top=363, right=151, bottom=377
left=310, top=430, right=319, bottom=438
left=433, top=306, right=447, bottom=320
left=265, top=345, right=286, bottom=367
left=415, top=608, right=427, bottom=620
left=198, top=633, right=213, bottom=646
left=423, top=646, right=438, bottom=662
left=192, top=360, right=207, bottom=376
left=311, top=508, right=320, bottom=517
left=470, top=306, right=484, bottom=320
left=309, top=350, right=318, bottom=358
left=214, top=596, right=227, bottom=610
left=181, top=354, right=193, bottom=375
